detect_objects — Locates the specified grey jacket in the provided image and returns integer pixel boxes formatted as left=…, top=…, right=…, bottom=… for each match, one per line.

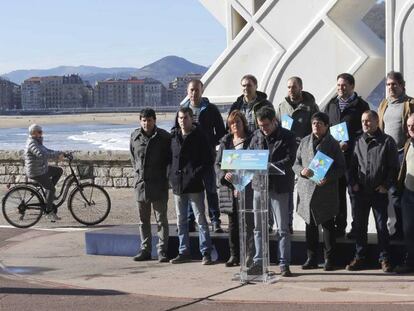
left=349, top=130, right=399, bottom=192
left=276, top=91, right=319, bottom=142
left=293, top=133, right=345, bottom=225
left=130, top=126, right=171, bottom=202
left=24, top=137, right=61, bottom=178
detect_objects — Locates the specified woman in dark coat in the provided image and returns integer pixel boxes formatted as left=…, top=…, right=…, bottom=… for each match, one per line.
left=293, top=112, right=345, bottom=270
left=215, top=110, right=254, bottom=267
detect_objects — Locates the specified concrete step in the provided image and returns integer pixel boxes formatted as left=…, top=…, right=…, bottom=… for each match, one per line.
left=85, top=224, right=405, bottom=266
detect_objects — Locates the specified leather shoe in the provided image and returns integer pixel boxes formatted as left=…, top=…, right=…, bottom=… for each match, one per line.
left=212, top=223, right=224, bottom=233
left=225, top=256, right=239, bottom=267
left=323, top=260, right=335, bottom=271
left=346, top=258, right=367, bottom=271
left=301, top=258, right=318, bottom=270
left=394, top=264, right=414, bottom=274
left=133, top=251, right=151, bottom=261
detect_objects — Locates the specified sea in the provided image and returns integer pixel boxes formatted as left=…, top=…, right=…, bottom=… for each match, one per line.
left=0, top=120, right=175, bottom=151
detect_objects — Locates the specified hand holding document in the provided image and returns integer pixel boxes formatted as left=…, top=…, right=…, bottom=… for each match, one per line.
left=308, top=151, right=334, bottom=183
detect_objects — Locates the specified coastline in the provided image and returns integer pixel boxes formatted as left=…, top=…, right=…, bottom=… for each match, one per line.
left=0, top=112, right=176, bottom=129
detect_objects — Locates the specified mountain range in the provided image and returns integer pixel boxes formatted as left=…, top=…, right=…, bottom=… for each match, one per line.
left=1, top=56, right=208, bottom=86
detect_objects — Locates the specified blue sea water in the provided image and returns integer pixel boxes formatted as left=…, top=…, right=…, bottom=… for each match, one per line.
left=0, top=120, right=175, bottom=151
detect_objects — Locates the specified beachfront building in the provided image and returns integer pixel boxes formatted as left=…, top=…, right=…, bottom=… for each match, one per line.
left=0, top=78, right=21, bottom=111
left=167, top=73, right=202, bottom=106
left=21, top=74, right=91, bottom=111
left=93, top=77, right=166, bottom=108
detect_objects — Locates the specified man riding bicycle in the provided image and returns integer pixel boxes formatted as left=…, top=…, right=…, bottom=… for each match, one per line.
left=24, top=124, right=64, bottom=222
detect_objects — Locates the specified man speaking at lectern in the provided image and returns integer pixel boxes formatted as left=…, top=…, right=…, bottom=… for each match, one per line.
left=249, top=106, right=297, bottom=277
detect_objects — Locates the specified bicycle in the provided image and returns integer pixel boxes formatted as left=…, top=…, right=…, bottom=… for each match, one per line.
left=2, top=152, right=111, bottom=228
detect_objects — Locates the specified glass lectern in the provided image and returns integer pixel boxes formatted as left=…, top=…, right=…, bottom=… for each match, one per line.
left=221, top=150, right=284, bottom=283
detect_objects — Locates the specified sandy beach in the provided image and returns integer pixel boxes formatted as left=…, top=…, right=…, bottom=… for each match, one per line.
left=0, top=112, right=176, bottom=129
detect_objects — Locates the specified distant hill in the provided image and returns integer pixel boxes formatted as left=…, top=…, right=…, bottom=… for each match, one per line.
left=1, top=56, right=208, bottom=85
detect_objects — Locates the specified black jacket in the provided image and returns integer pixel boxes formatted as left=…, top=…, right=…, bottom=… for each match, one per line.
left=228, top=91, right=274, bottom=132
left=350, top=129, right=399, bottom=193
left=177, top=97, right=226, bottom=150
left=249, top=127, right=297, bottom=193
left=169, top=126, right=214, bottom=195
left=323, top=93, right=370, bottom=166
left=130, top=127, right=171, bottom=202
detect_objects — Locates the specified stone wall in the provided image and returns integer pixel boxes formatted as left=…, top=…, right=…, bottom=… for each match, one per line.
left=0, top=150, right=134, bottom=188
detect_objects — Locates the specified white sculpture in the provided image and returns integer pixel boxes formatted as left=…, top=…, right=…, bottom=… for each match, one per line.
left=386, top=0, right=414, bottom=95
left=199, top=0, right=385, bottom=107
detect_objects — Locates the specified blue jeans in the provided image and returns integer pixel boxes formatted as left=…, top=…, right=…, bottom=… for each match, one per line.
left=253, top=191, right=291, bottom=267
left=354, top=191, right=390, bottom=261
left=188, top=165, right=221, bottom=225
left=402, top=188, right=414, bottom=266
left=174, top=192, right=212, bottom=256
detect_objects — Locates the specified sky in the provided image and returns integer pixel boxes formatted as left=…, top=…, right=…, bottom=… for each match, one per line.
left=0, top=0, right=226, bottom=74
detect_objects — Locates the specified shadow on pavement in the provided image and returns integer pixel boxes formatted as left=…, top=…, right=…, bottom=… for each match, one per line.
left=0, top=287, right=127, bottom=296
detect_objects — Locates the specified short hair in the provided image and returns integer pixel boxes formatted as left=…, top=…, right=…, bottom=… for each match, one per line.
left=140, top=108, right=156, bottom=120
left=29, top=124, right=42, bottom=135
left=256, top=106, right=276, bottom=121
left=288, top=76, right=303, bottom=88
left=188, top=79, right=203, bottom=88
left=337, top=73, right=355, bottom=86
left=241, top=74, right=258, bottom=86
left=386, top=71, right=405, bottom=87
left=178, top=106, right=193, bottom=117
left=227, top=110, right=249, bottom=133
left=311, top=112, right=330, bottom=126
left=362, top=110, right=379, bottom=121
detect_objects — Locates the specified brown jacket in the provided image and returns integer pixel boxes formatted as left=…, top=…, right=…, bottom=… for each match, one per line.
left=397, top=139, right=413, bottom=192
left=378, top=95, right=414, bottom=141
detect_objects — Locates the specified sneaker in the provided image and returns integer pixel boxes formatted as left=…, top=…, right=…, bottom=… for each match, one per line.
left=394, top=264, right=414, bottom=274
left=212, top=223, right=224, bottom=233
left=170, top=254, right=192, bottom=264
left=133, top=250, right=151, bottom=261
left=158, top=251, right=168, bottom=263
left=280, top=265, right=292, bottom=277
left=45, top=212, right=61, bottom=222
left=202, top=254, right=213, bottom=265
left=225, top=256, right=239, bottom=267
left=301, top=258, right=318, bottom=270
left=380, top=259, right=393, bottom=273
left=346, top=258, right=367, bottom=271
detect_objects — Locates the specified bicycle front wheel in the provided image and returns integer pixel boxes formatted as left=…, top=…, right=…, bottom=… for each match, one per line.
left=2, top=185, right=44, bottom=228
left=68, top=183, right=111, bottom=225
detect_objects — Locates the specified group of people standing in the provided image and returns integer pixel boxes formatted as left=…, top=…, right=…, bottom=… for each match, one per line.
left=129, top=71, right=414, bottom=276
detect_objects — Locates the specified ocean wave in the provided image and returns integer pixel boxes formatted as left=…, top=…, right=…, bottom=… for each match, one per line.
left=68, top=130, right=130, bottom=150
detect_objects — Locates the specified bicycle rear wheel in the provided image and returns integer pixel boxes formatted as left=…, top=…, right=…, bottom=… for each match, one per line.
left=2, top=185, right=44, bottom=228
left=68, top=183, right=111, bottom=225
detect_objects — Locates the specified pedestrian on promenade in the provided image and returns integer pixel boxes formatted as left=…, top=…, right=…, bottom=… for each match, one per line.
left=323, top=73, right=370, bottom=238
left=178, top=79, right=226, bottom=233
left=24, top=124, right=64, bottom=222
left=378, top=71, right=414, bottom=240
left=215, top=110, right=254, bottom=267
left=169, top=107, right=214, bottom=265
left=293, top=112, right=345, bottom=271
left=130, top=108, right=171, bottom=263
left=249, top=106, right=297, bottom=277
left=395, top=114, right=414, bottom=274
left=346, top=110, right=399, bottom=273
left=276, top=76, right=319, bottom=234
